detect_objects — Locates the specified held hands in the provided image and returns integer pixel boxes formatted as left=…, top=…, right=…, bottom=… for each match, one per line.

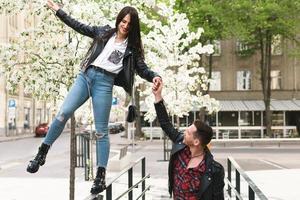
left=152, top=76, right=162, bottom=91
left=46, top=0, right=61, bottom=12
left=152, top=77, right=163, bottom=103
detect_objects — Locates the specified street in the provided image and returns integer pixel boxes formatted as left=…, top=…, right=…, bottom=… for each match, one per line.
left=0, top=134, right=300, bottom=199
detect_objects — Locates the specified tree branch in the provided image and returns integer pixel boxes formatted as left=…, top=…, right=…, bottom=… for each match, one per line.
left=32, top=53, right=63, bottom=66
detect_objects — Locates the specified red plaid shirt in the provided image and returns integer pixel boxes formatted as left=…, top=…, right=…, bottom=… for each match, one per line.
left=173, top=147, right=206, bottom=200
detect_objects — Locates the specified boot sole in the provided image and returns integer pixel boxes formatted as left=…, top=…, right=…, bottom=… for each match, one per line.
left=26, top=160, right=41, bottom=173
left=90, top=187, right=106, bottom=195
left=26, top=166, right=39, bottom=173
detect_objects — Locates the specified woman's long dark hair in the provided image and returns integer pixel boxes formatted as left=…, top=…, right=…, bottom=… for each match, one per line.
left=115, top=6, right=144, bottom=58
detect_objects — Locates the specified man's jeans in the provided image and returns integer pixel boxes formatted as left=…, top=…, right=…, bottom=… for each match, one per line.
left=43, top=67, right=114, bottom=168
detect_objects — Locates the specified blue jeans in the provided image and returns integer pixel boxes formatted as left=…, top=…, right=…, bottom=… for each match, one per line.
left=43, top=67, right=114, bottom=168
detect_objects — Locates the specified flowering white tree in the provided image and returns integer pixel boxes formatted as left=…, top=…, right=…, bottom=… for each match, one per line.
left=0, top=0, right=219, bottom=197
left=0, top=0, right=220, bottom=125
left=0, top=0, right=119, bottom=100
left=0, top=1, right=155, bottom=199
left=137, top=0, right=220, bottom=123
left=0, top=0, right=158, bottom=114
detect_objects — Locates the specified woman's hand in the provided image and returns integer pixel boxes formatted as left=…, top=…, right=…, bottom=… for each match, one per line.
left=152, top=77, right=163, bottom=103
left=152, top=76, right=162, bottom=91
left=46, top=0, right=61, bottom=12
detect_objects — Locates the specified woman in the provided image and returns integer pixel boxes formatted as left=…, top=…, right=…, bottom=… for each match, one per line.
left=27, top=0, right=162, bottom=195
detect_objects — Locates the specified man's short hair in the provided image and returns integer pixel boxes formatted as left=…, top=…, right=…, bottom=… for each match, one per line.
left=193, top=120, right=213, bottom=146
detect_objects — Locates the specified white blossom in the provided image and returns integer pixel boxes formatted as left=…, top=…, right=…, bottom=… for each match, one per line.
left=140, top=1, right=219, bottom=122
left=0, top=0, right=219, bottom=124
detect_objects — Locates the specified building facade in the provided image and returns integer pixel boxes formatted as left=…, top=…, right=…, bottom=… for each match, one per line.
left=0, top=13, right=54, bottom=137
left=207, top=38, right=300, bottom=138
left=141, top=38, right=300, bottom=139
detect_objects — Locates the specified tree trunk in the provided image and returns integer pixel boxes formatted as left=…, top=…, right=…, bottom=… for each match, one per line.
left=199, top=45, right=213, bottom=122
left=260, top=29, right=273, bottom=137
left=124, top=94, right=131, bottom=139
left=69, top=115, right=76, bottom=200
left=207, top=48, right=213, bottom=92
left=176, top=116, right=180, bottom=129
left=134, top=87, right=143, bottom=138
left=32, top=99, right=36, bottom=134
left=199, top=108, right=206, bottom=122
left=265, top=32, right=272, bottom=137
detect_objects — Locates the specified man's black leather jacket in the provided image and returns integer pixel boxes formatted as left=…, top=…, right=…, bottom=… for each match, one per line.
left=154, top=100, right=225, bottom=200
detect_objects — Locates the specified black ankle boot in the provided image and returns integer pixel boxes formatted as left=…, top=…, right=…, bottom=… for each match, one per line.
left=90, top=167, right=106, bottom=194
left=27, top=143, right=50, bottom=173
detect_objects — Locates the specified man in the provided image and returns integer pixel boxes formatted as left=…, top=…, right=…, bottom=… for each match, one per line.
left=152, top=82, right=224, bottom=200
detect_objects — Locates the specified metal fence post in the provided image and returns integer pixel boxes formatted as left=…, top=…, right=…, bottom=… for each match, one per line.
left=236, top=169, right=240, bottom=200
left=106, top=185, right=112, bottom=200
left=163, top=135, right=167, bottom=161
left=227, top=158, right=232, bottom=197
left=249, top=186, right=255, bottom=200
left=84, top=135, right=90, bottom=181
left=128, top=168, right=133, bottom=200
left=142, top=157, right=146, bottom=200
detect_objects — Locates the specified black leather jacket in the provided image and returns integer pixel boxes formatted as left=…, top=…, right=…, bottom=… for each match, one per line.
left=55, top=9, right=159, bottom=95
left=154, top=100, right=225, bottom=200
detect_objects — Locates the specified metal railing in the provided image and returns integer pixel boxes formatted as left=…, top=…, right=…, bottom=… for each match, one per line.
left=227, top=156, right=268, bottom=200
left=83, top=156, right=150, bottom=200
left=105, top=156, right=150, bottom=200
left=76, top=132, right=91, bottom=181
left=162, top=135, right=171, bottom=161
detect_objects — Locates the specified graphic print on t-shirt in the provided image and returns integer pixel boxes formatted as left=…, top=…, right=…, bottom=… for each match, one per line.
left=108, top=50, right=124, bottom=64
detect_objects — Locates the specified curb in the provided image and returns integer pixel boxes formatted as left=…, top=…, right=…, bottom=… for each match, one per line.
left=212, top=138, right=300, bottom=147
left=0, top=134, right=34, bottom=143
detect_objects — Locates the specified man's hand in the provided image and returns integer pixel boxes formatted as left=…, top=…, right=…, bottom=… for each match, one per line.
left=152, top=78, right=163, bottom=103
left=46, top=0, right=61, bottom=12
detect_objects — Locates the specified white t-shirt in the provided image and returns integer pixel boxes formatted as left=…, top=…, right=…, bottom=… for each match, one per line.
left=91, top=33, right=128, bottom=74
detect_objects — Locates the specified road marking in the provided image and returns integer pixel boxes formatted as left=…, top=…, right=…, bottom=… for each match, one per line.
left=0, top=162, right=21, bottom=170
left=259, top=159, right=287, bottom=169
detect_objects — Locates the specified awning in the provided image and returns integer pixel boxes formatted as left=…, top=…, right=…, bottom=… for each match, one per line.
left=140, top=100, right=300, bottom=112
left=219, top=100, right=300, bottom=111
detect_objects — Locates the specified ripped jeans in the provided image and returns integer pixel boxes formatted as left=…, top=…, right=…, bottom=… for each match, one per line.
left=43, top=67, right=114, bottom=168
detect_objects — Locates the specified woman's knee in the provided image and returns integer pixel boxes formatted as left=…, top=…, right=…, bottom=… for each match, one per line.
left=55, top=110, right=72, bottom=123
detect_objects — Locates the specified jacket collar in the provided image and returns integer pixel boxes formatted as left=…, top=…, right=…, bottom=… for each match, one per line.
left=124, top=47, right=133, bottom=58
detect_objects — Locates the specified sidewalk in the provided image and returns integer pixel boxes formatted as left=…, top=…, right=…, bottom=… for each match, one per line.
left=1, top=133, right=300, bottom=199
left=0, top=133, right=171, bottom=200
left=246, top=169, right=300, bottom=200
left=0, top=134, right=34, bottom=143
left=0, top=128, right=81, bottom=143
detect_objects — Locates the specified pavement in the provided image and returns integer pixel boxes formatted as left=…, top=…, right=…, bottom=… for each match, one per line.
left=0, top=133, right=300, bottom=200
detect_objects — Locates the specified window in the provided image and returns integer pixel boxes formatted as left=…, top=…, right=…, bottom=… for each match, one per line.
left=236, top=41, right=249, bottom=52
left=8, top=99, right=17, bottom=130
left=271, top=35, right=282, bottom=55
left=271, top=70, right=281, bottom=90
left=237, top=70, right=251, bottom=90
left=239, top=111, right=253, bottom=126
left=9, top=14, right=18, bottom=30
left=210, top=71, right=221, bottom=91
left=206, top=112, right=217, bottom=126
left=212, top=40, right=221, bottom=56
left=46, top=108, right=51, bottom=123
left=36, top=108, right=42, bottom=125
left=218, top=112, right=238, bottom=126
left=254, top=111, right=262, bottom=126
left=272, top=111, right=284, bottom=126
left=24, top=107, right=30, bottom=129
left=236, top=40, right=255, bottom=56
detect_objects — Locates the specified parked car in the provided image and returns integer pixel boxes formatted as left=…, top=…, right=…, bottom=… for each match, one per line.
left=109, top=123, right=125, bottom=134
left=35, top=123, right=49, bottom=137
left=84, top=122, right=125, bottom=135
